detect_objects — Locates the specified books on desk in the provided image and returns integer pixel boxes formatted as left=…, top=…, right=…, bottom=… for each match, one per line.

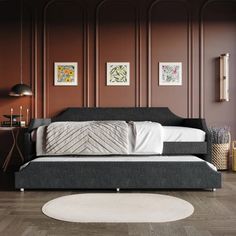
left=1, top=121, right=21, bottom=127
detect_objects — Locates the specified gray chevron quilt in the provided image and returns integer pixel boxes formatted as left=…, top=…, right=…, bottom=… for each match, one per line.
left=45, top=121, right=129, bottom=155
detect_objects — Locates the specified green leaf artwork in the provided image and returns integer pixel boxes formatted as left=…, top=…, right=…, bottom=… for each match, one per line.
left=107, top=63, right=130, bottom=86
left=110, top=65, right=127, bottom=83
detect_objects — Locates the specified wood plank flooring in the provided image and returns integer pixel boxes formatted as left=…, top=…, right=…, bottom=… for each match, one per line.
left=0, top=172, right=236, bottom=236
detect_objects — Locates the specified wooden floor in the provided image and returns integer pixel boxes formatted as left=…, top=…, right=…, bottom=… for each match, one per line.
left=0, top=172, right=235, bottom=236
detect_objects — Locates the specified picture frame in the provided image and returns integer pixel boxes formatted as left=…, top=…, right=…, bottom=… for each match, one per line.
left=54, top=62, right=78, bottom=86
left=106, top=62, right=130, bottom=86
left=159, top=62, right=182, bottom=86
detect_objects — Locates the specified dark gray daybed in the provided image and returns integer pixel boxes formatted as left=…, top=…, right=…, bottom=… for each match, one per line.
left=15, top=107, right=221, bottom=190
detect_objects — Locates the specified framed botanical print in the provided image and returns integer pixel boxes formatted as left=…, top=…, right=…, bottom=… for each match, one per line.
left=54, top=62, right=78, bottom=86
left=106, top=62, right=130, bottom=86
left=159, top=62, right=182, bottom=86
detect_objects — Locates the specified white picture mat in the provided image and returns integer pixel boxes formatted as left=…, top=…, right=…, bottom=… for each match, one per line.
left=106, top=62, right=130, bottom=86
left=54, top=62, right=78, bottom=86
left=159, top=62, right=182, bottom=86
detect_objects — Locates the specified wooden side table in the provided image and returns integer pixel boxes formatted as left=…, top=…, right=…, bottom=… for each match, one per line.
left=0, top=127, right=24, bottom=171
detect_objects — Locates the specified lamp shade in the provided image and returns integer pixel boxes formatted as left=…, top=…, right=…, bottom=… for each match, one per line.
left=9, top=83, right=33, bottom=96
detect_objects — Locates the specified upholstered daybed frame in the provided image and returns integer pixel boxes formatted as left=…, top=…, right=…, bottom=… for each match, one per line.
left=15, top=107, right=221, bottom=190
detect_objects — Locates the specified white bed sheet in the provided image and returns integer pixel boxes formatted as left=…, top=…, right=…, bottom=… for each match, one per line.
left=21, top=155, right=217, bottom=172
left=36, top=125, right=206, bottom=156
left=163, top=126, right=205, bottom=142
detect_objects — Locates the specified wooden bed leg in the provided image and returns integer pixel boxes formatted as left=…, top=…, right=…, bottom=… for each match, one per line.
left=20, top=188, right=24, bottom=192
left=116, top=188, right=120, bottom=192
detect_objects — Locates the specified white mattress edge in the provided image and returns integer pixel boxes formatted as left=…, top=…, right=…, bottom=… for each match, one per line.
left=20, top=155, right=217, bottom=172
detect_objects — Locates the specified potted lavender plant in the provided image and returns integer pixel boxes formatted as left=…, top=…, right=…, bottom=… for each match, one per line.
left=209, top=127, right=230, bottom=170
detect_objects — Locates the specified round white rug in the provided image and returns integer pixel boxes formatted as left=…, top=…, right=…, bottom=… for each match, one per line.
left=42, top=193, right=194, bottom=223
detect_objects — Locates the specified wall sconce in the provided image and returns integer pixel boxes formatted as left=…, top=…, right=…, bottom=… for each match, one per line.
left=220, top=53, right=230, bottom=102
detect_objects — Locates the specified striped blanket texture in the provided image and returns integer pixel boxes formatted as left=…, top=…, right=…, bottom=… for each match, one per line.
left=45, top=121, right=129, bottom=155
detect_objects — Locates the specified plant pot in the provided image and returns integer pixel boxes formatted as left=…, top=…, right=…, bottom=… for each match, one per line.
left=212, top=143, right=230, bottom=170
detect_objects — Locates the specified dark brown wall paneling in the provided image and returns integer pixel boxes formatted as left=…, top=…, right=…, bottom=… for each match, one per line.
left=43, top=0, right=87, bottom=117
left=32, top=0, right=38, bottom=118
left=0, top=0, right=32, bottom=120
left=202, top=0, right=236, bottom=138
left=148, top=0, right=191, bottom=117
left=95, top=0, right=138, bottom=107
left=0, top=0, right=236, bottom=133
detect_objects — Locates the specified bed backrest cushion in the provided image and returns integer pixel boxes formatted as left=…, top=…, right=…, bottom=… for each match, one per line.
left=52, top=107, right=183, bottom=126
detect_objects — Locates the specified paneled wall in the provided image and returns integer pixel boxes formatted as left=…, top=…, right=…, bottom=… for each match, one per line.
left=149, top=1, right=190, bottom=117
left=44, top=1, right=85, bottom=116
left=202, top=1, right=236, bottom=137
left=0, top=0, right=236, bottom=136
left=96, top=1, right=137, bottom=108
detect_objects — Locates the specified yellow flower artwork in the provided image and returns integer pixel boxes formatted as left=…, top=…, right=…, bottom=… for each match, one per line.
left=54, top=62, right=78, bottom=86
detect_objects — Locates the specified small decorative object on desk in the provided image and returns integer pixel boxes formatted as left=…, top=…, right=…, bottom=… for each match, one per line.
left=20, top=121, right=26, bottom=127
left=10, top=108, right=13, bottom=126
left=26, top=108, right=29, bottom=126
left=209, top=126, right=230, bottom=170
left=19, top=106, right=22, bottom=123
left=19, top=105, right=26, bottom=127
left=232, top=141, right=236, bottom=171
left=2, top=114, right=22, bottom=127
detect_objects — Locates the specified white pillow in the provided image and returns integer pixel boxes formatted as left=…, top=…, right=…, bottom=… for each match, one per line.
left=131, top=121, right=164, bottom=154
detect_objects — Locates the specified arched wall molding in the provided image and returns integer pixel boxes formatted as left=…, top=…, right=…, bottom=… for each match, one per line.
left=42, top=0, right=88, bottom=118
left=25, top=1, right=34, bottom=119
left=147, top=0, right=193, bottom=118
left=23, top=0, right=36, bottom=118
left=95, top=0, right=140, bottom=107
left=32, top=2, right=38, bottom=118
left=136, top=4, right=141, bottom=107
left=199, top=0, right=236, bottom=118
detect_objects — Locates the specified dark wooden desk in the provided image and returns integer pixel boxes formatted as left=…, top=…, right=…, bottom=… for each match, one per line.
left=0, top=127, right=24, bottom=171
